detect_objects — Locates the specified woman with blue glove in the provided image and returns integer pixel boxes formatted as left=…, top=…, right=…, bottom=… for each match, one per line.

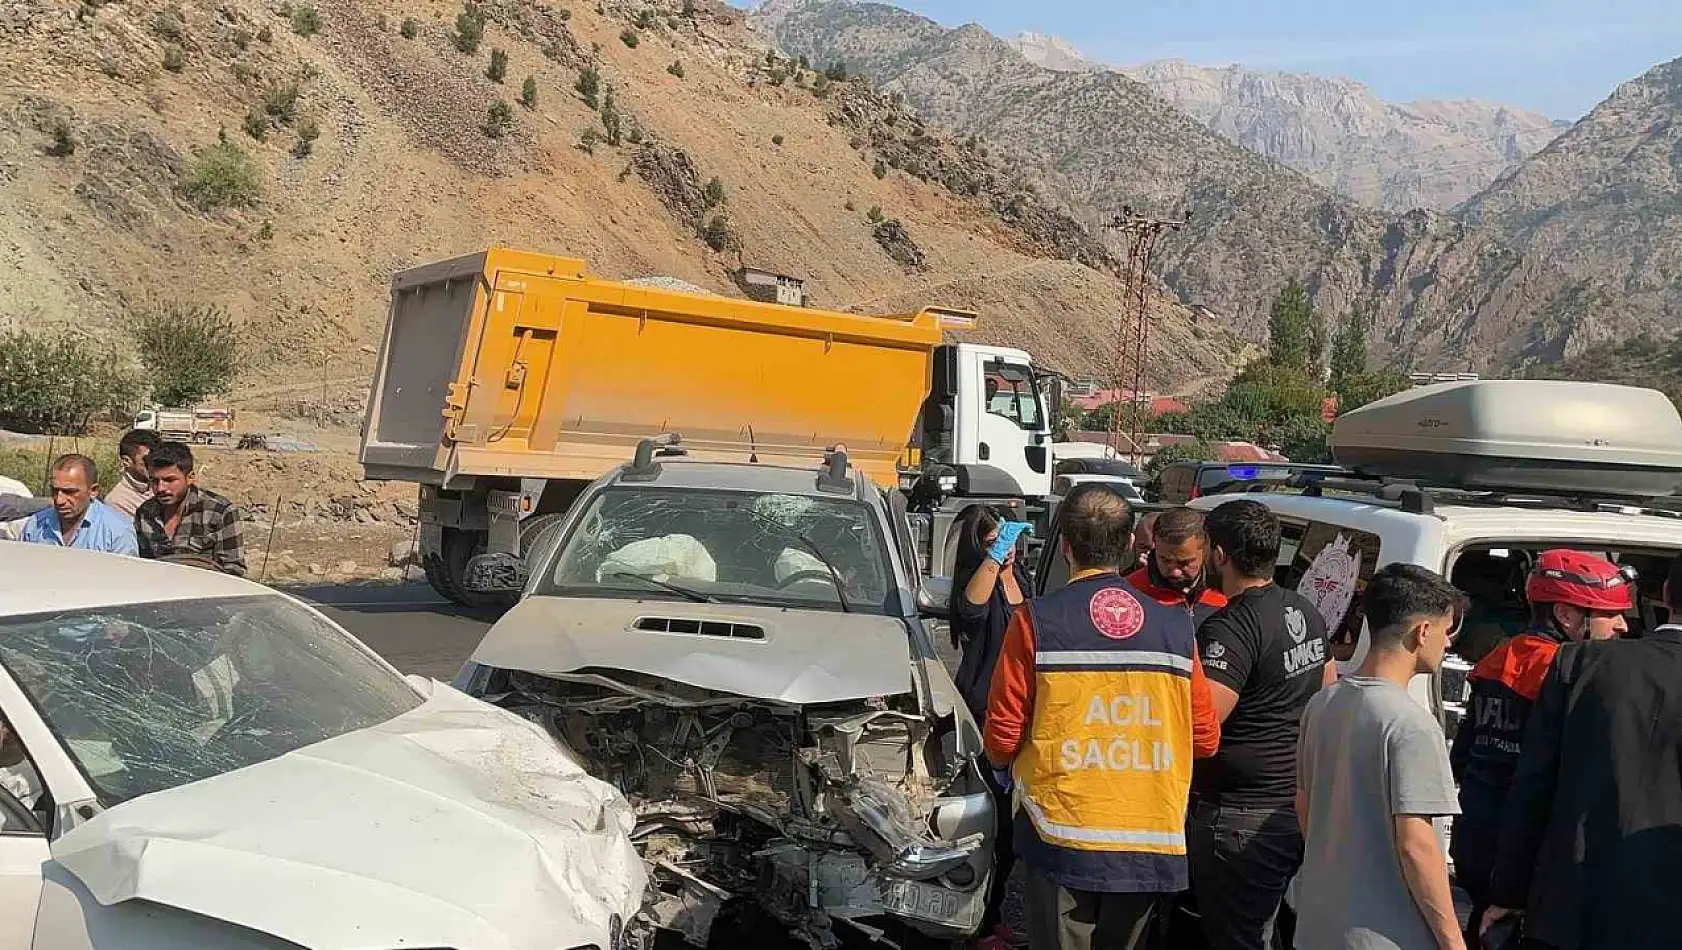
left=949, top=505, right=1032, bottom=950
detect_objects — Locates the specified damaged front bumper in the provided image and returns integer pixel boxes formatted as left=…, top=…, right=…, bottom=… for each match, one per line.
left=463, top=665, right=996, bottom=948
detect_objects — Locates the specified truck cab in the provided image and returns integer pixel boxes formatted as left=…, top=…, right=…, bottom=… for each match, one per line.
left=905, top=343, right=1054, bottom=576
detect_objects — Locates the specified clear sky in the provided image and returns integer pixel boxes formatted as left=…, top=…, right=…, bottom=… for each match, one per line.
left=886, top=0, right=1682, bottom=119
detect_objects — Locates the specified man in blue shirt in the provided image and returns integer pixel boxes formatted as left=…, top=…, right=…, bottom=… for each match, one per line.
left=19, top=454, right=138, bottom=556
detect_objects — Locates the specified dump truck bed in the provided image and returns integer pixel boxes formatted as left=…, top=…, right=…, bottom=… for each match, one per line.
left=359, top=248, right=964, bottom=490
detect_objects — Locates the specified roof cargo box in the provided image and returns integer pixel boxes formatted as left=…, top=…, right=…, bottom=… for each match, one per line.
left=1331, top=380, right=1682, bottom=499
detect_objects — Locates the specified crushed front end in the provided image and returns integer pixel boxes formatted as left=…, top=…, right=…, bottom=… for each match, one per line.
left=481, top=668, right=995, bottom=949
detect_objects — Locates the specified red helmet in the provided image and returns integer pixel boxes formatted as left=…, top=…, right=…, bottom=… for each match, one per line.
left=1526, top=550, right=1638, bottom=612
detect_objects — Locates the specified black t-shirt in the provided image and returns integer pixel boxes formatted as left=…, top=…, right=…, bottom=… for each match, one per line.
left=1193, top=583, right=1331, bottom=806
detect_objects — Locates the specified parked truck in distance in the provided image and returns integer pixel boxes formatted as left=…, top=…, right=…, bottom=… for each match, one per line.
left=358, top=247, right=1056, bottom=606
left=132, top=406, right=236, bottom=445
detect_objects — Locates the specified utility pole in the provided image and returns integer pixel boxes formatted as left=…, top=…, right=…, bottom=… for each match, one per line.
left=1102, top=205, right=1190, bottom=465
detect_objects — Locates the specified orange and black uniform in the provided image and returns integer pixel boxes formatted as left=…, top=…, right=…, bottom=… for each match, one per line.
left=986, top=572, right=1221, bottom=898
left=1126, top=565, right=1228, bottom=625
left=1449, top=628, right=1564, bottom=914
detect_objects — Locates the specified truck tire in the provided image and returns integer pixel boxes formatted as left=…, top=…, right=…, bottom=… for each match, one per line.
left=428, top=529, right=518, bottom=610
left=517, top=513, right=568, bottom=582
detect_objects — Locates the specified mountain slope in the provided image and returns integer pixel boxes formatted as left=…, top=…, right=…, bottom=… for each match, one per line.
left=0, top=0, right=1243, bottom=408
left=752, top=0, right=1405, bottom=336
left=753, top=0, right=1682, bottom=374
left=1115, top=59, right=1567, bottom=212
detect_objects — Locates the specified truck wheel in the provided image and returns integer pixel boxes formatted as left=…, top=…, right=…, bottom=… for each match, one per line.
left=430, top=529, right=518, bottom=610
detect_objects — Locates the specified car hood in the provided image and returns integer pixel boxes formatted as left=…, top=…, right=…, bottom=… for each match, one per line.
left=51, top=679, right=647, bottom=950
left=471, top=596, right=916, bottom=704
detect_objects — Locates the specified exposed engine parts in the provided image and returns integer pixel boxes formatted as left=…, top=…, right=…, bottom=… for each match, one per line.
left=493, top=669, right=991, bottom=948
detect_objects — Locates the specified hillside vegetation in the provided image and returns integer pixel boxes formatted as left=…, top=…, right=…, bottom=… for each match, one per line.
left=0, top=0, right=1243, bottom=421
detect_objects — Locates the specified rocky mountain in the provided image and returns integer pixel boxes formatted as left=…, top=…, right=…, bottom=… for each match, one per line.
left=0, top=0, right=1246, bottom=407
left=751, top=0, right=1405, bottom=337
left=1114, top=60, right=1568, bottom=212
left=1004, top=33, right=1566, bottom=213
left=753, top=0, right=1682, bottom=373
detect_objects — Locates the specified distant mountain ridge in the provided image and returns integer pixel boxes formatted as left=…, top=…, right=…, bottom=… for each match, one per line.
left=755, top=0, right=1682, bottom=375
left=1005, top=34, right=1568, bottom=212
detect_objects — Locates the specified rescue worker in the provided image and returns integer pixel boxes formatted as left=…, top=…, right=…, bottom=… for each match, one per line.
left=1449, top=550, right=1633, bottom=939
left=1190, top=499, right=1335, bottom=950
left=1481, top=556, right=1682, bottom=950
left=1126, top=506, right=1226, bottom=623
left=986, top=483, right=1222, bottom=950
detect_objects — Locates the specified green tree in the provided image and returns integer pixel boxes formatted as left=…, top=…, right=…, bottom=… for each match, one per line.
left=486, top=47, right=508, bottom=82
left=133, top=302, right=240, bottom=406
left=0, top=329, right=142, bottom=434
left=1274, top=413, right=1332, bottom=463
left=1336, top=369, right=1411, bottom=414
left=1328, top=306, right=1372, bottom=395
left=1267, top=278, right=1318, bottom=375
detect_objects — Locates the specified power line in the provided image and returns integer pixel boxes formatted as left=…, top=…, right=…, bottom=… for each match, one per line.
left=1102, top=206, right=1189, bottom=464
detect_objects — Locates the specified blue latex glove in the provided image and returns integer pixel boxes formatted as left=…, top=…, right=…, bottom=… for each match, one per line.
left=988, top=521, right=1032, bottom=564
left=991, top=767, right=1014, bottom=794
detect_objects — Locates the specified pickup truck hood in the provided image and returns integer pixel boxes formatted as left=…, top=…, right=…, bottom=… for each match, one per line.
left=471, top=596, right=915, bottom=704
left=51, top=680, right=647, bottom=950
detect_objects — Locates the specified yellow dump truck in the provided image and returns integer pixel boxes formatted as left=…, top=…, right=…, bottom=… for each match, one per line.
left=360, top=248, right=1054, bottom=605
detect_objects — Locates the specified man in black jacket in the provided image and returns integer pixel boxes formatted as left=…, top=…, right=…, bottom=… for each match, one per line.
left=1483, top=555, right=1682, bottom=950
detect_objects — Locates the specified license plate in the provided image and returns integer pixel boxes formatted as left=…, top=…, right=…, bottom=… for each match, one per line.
left=878, top=878, right=975, bottom=926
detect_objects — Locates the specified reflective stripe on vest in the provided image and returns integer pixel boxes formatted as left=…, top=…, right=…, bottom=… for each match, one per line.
left=1013, top=576, right=1198, bottom=858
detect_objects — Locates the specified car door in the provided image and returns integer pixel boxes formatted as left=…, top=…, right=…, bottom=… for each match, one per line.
left=0, top=741, right=49, bottom=950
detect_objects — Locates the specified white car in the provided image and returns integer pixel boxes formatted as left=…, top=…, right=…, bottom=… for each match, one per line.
left=0, top=545, right=647, bottom=950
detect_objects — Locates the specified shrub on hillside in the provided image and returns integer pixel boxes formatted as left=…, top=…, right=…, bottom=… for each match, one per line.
left=483, top=100, right=514, bottom=138
left=242, top=106, right=269, bottom=140
left=256, top=24, right=273, bottom=43
left=133, top=302, right=240, bottom=407
left=162, top=45, right=187, bottom=72
left=520, top=75, right=538, bottom=108
left=151, top=10, right=185, bottom=40
left=872, top=160, right=887, bottom=179
left=0, top=330, right=142, bottom=435
left=600, top=87, right=622, bottom=144
left=667, top=60, right=684, bottom=79
left=578, top=127, right=599, bottom=154
left=487, top=48, right=508, bottom=82
left=400, top=16, right=419, bottom=38
left=290, top=4, right=320, bottom=36
left=292, top=118, right=320, bottom=157
left=634, top=8, right=655, bottom=28
left=702, top=214, right=734, bottom=252
left=703, top=176, right=725, bottom=207
left=771, top=133, right=783, bottom=146
left=576, top=66, right=601, bottom=108
left=866, top=205, right=883, bottom=223
left=181, top=140, right=261, bottom=210
left=453, top=3, right=485, bottom=53
left=45, top=119, right=75, bottom=157
left=620, top=28, right=638, bottom=48
left=263, top=81, right=300, bottom=125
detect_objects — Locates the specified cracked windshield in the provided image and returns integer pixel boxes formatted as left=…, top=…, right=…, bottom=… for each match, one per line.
left=545, top=489, right=893, bottom=613
left=0, top=596, right=421, bottom=807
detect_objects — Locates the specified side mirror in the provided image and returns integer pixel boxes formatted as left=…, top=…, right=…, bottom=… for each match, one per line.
left=917, top=575, right=952, bottom=619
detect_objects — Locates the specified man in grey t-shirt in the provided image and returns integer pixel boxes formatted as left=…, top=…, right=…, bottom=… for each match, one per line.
left=1296, top=564, right=1468, bottom=950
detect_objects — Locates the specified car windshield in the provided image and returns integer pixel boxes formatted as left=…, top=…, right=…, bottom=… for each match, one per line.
left=0, top=595, right=422, bottom=807
left=543, top=488, right=896, bottom=614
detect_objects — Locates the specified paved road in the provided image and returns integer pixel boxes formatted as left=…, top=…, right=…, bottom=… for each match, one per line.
left=289, top=583, right=500, bottom=680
